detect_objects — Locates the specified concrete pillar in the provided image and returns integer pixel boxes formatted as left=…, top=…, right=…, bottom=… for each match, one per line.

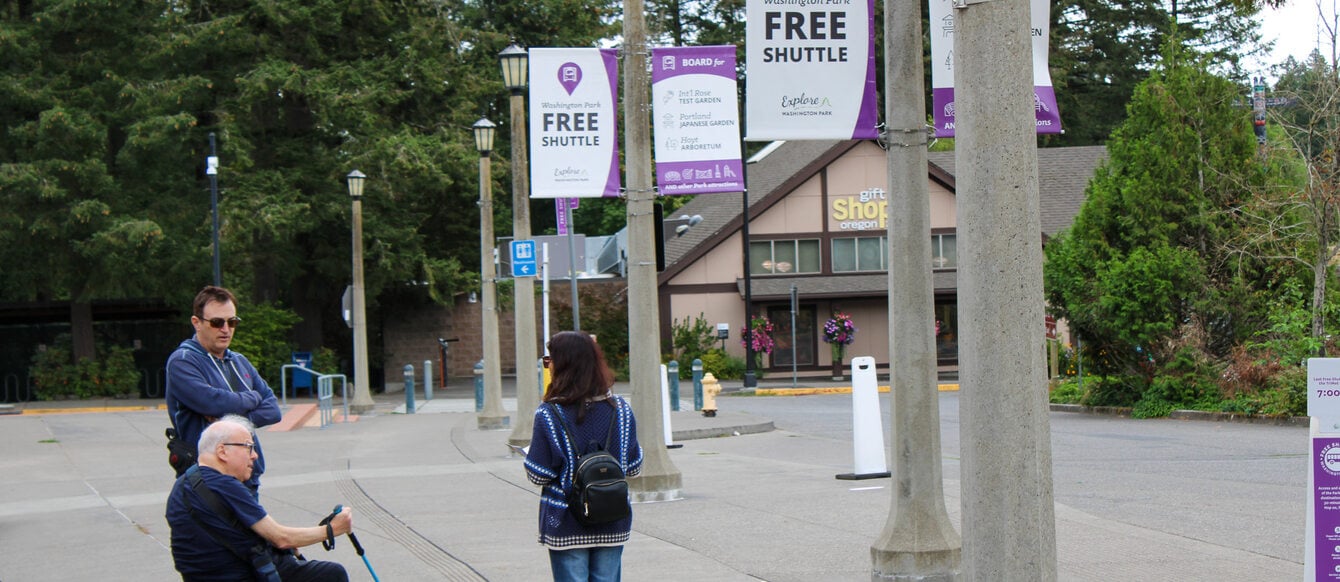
left=624, top=0, right=682, bottom=502
left=870, top=0, right=961, bottom=577
left=954, top=0, right=1057, bottom=578
left=508, top=86, right=541, bottom=447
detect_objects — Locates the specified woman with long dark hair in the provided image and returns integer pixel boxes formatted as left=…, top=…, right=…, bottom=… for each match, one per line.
left=524, top=332, right=643, bottom=581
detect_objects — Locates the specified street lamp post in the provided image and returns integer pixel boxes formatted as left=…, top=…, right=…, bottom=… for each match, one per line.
left=474, top=118, right=509, bottom=430
left=499, top=44, right=541, bottom=446
left=207, top=133, right=221, bottom=287
left=347, top=170, right=375, bottom=414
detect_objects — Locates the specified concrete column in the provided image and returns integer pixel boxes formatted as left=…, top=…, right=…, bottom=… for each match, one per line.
left=870, top=0, right=961, bottom=578
left=477, top=154, right=509, bottom=430
left=508, top=89, right=541, bottom=447
left=954, top=0, right=1057, bottom=578
left=624, top=0, right=682, bottom=502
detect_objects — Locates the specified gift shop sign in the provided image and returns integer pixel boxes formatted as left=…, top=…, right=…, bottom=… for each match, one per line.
left=830, top=188, right=887, bottom=231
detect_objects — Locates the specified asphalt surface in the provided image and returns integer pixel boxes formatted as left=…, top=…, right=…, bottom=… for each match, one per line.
left=0, top=379, right=1306, bottom=581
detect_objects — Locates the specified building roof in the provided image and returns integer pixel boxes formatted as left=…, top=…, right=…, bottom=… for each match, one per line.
left=658, top=140, right=1107, bottom=296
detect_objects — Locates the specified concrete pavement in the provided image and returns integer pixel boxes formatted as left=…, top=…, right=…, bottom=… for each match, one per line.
left=0, top=380, right=1302, bottom=581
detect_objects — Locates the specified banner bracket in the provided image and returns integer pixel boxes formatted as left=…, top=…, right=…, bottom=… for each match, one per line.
left=954, top=0, right=998, bottom=7
left=879, top=126, right=933, bottom=148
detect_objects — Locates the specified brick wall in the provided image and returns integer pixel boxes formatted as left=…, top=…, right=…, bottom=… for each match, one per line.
left=381, top=295, right=520, bottom=388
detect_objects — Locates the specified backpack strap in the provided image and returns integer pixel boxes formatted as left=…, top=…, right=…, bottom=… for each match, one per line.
left=183, top=466, right=280, bottom=582
left=548, top=400, right=619, bottom=455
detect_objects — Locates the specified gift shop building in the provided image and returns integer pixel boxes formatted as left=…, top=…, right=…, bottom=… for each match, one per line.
left=656, top=139, right=1106, bottom=378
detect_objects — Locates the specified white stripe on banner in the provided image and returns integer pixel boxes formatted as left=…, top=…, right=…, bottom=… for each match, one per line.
left=744, top=0, right=879, bottom=141
left=651, top=46, right=744, bottom=196
left=929, top=0, right=1061, bottom=137
left=529, top=48, right=621, bottom=198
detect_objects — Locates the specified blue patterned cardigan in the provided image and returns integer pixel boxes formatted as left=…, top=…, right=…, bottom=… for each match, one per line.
left=524, top=396, right=643, bottom=548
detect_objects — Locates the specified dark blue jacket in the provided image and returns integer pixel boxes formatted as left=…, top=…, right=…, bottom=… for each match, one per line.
left=524, top=396, right=643, bottom=548
left=166, top=338, right=280, bottom=490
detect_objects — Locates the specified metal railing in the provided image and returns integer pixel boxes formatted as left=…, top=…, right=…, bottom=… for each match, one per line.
left=280, top=364, right=349, bottom=430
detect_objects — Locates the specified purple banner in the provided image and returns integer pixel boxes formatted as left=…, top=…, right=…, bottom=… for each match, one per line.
left=555, top=198, right=579, bottom=235
left=1316, top=437, right=1340, bottom=580
left=932, top=87, right=1063, bottom=138
left=651, top=46, right=744, bottom=195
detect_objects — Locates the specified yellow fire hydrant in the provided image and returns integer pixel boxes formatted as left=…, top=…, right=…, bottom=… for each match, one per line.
left=701, top=372, right=722, bottom=417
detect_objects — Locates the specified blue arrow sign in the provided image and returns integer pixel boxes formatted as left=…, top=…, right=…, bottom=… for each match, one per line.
left=511, top=240, right=538, bottom=278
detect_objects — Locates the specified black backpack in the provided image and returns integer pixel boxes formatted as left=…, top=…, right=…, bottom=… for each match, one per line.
left=549, top=401, right=630, bottom=526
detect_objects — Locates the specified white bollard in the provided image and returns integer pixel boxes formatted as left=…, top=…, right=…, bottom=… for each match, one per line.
left=837, top=356, right=890, bottom=480
left=660, top=364, right=682, bottom=449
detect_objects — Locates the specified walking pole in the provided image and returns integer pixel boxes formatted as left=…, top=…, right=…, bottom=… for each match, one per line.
left=321, top=505, right=380, bottom=582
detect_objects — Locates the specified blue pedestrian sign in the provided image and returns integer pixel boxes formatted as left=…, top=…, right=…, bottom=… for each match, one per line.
left=511, top=240, right=538, bottom=277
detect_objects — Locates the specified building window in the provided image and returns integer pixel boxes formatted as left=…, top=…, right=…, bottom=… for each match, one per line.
left=932, top=234, right=957, bottom=269
left=832, top=236, right=886, bottom=272
left=751, top=239, right=820, bottom=275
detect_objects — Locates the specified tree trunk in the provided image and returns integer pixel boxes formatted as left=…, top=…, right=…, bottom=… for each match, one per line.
left=70, top=300, right=96, bottom=363
left=1315, top=240, right=1329, bottom=357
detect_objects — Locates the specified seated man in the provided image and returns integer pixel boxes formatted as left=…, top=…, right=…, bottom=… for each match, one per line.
left=166, top=415, right=353, bottom=581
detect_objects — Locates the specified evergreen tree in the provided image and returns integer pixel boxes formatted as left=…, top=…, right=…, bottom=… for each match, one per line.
left=1043, top=42, right=1263, bottom=401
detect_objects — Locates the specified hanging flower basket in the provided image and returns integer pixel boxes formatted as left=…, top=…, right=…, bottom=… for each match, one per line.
left=822, top=313, right=857, bottom=380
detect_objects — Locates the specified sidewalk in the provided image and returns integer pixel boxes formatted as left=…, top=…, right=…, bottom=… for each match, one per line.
left=0, top=382, right=1301, bottom=581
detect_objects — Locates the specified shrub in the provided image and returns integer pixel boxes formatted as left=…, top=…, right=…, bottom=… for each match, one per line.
left=1048, top=378, right=1084, bottom=404
left=227, top=302, right=301, bottom=380
left=666, top=313, right=719, bottom=378
left=31, top=338, right=141, bottom=400
left=698, top=349, right=746, bottom=380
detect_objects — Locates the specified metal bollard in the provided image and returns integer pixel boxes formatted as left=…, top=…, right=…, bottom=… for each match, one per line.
left=473, top=360, right=484, bottom=412
left=692, top=359, right=704, bottom=411
left=403, top=364, right=416, bottom=414
left=423, top=360, right=433, bottom=401
left=668, top=361, right=681, bottom=411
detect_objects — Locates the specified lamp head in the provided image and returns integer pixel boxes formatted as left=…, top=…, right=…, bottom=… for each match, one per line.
left=472, top=118, right=497, bottom=156
left=498, top=44, right=529, bottom=93
left=346, top=170, right=366, bottom=200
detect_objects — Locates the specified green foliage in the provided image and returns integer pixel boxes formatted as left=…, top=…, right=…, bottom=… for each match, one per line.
left=698, top=349, right=746, bottom=381
left=550, top=283, right=631, bottom=380
left=1048, top=379, right=1084, bottom=404
left=666, top=313, right=718, bottom=377
left=226, top=303, right=302, bottom=382
left=30, top=339, right=141, bottom=400
left=1246, top=279, right=1324, bottom=366
left=1045, top=43, right=1262, bottom=382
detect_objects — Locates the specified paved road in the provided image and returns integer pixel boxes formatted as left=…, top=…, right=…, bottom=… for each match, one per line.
left=726, top=392, right=1308, bottom=564
left=0, top=389, right=1307, bottom=581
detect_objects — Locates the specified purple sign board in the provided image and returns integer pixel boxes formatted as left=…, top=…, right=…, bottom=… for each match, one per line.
left=1317, top=437, right=1340, bottom=580
left=651, top=46, right=744, bottom=195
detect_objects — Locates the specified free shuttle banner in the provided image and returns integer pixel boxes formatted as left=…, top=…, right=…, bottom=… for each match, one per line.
left=928, top=0, right=1061, bottom=137
left=744, top=0, right=879, bottom=141
left=651, top=46, right=744, bottom=195
left=529, top=48, right=621, bottom=198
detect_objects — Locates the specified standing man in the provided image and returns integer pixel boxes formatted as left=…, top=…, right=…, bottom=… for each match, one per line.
left=167, top=286, right=281, bottom=492
left=167, top=415, right=352, bottom=581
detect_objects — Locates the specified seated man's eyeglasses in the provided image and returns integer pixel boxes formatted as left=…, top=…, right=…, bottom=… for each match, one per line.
left=223, top=442, right=255, bottom=453
left=205, top=317, right=242, bottom=329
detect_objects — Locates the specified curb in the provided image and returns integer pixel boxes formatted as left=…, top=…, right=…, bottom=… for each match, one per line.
left=748, top=384, right=960, bottom=396
left=673, top=421, right=776, bottom=441
left=1050, top=403, right=1309, bottom=426
left=14, top=403, right=167, bottom=416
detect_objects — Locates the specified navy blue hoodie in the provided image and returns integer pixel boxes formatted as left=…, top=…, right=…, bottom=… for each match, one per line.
left=165, top=338, right=280, bottom=490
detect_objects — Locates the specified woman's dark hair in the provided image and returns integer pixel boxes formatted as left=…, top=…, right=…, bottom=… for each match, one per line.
left=544, top=331, right=616, bottom=422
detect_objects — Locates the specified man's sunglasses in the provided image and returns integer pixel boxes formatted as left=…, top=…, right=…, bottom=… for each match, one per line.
left=202, top=316, right=241, bottom=329
left=542, top=356, right=552, bottom=368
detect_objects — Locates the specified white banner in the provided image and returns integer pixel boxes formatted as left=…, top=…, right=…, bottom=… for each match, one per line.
left=529, top=48, right=621, bottom=198
left=652, top=46, right=744, bottom=195
left=744, top=0, right=879, bottom=141
left=929, top=0, right=1061, bottom=137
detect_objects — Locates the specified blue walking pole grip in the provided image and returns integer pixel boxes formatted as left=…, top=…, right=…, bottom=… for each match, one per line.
left=323, top=504, right=380, bottom=581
